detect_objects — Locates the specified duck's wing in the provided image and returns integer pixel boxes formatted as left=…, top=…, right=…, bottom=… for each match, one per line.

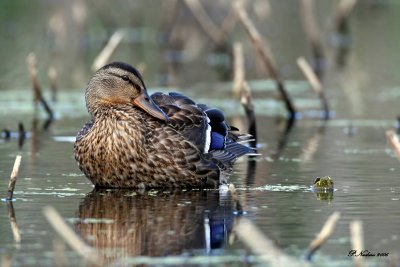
left=151, top=92, right=256, bottom=167
left=151, top=92, right=210, bottom=153
left=75, top=118, right=95, bottom=142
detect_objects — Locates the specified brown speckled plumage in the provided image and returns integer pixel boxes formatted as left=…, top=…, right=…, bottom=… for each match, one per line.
left=74, top=62, right=255, bottom=188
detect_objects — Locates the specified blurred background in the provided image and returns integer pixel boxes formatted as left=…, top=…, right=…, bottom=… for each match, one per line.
left=0, top=0, right=399, bottom=118
left=0, top=0, right=396, bottom=94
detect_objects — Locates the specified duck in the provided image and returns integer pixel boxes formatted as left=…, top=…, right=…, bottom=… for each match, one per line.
left=74, top=62, right=256, bottom=188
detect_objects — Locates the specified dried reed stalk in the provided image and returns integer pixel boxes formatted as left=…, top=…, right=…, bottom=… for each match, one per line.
left=48, top=66, right=58, bottom=102
left=386, top=130, right=400, bottom=161
left=232, top=42, right=245, bottom=97
left=91, top=30, right=125, bottom=72
left=232, top=42, right=257, bottom=144
left=300, top=0, right=319, bottom=44
left=350, top=220, right=365, bottom=267
left=241, top=81, right=257, bottom=144
left=183, top=0, right=223, bottom=44
left=305, top=211, right=340, bottom=260
left=26, top=53, right=54, bottom=119
left=6, top=155, right=22, bottom=200
left=297, top=57, right=330, bottom=119
left=235, top=217, right=310, bottom=267
left=299, top=0, right=325, bottom=79
left=234, top=2, right=296, bottom=119
left=335, top=0, right=358, bottom=27
left=18, top=122, right=25, bottom=149
left=42, top=206, right=104, bottom=266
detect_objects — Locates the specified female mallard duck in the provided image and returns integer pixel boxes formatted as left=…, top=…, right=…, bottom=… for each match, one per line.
left=74, top=62, right=255, bottom=188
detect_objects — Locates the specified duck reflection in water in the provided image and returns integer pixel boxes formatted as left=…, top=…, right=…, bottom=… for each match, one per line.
left=75, top=188, right=236, bottom=260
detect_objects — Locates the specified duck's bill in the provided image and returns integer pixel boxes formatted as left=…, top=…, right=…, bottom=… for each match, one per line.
left=132, top=93, right=169, bottom=122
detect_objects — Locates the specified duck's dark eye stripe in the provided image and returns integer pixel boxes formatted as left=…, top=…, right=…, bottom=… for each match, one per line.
left=121, top=75, right=130, bottom=81
left=133, top=83, right=142, bottom=92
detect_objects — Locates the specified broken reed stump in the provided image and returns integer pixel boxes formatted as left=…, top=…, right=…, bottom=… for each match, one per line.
left=333, top=0, right=358, bottom=68
left=350, top=220, right=365, bottom=267
left=297, top=57, right=330, bottom=119
left=335, top=0, right=358, bottom=28
left=241, top=81, right=257, bottom=147
left=42, top=206, right=104, bottom=266
left=234, top=2, right=297, bottom=120
left=232, top=42, right=245, bottom=97
left=305, top=211, right=340, bottom=260
left=91, top=30, right=125, bottom=72
left=299, top=0, right=325, bottom=80
left=232, top=42, right=257, bottom=145
left=26, top=53, right=54, bottom=120
left=18, top=122, right=26, bottom=149
left=385, top=130, right=400, bottom=161
left=6, top=155, right=22, bottom=201
left=48, top=66, right=58, bottom=102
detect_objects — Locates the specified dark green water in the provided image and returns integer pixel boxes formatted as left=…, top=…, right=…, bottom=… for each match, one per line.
left=1, top=1, right=400, bottom=266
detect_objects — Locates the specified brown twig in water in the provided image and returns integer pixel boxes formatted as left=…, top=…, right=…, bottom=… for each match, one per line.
left=232, top=42, right=245, bottom=97
left=234, top=2, right=296, bottom=119
left=232, top=42, right=257, bottom=145
left=335, top=0, right=358, bottom=27
left=18, top=122, right=26, bottom=149
left=297, top=57, right=330, bottom=119
left=48, top=66, right=58, bottom=102
left=183, top=0, right=223, bottom=44
left=6, top=155, right=22, bottom=200
left=332, top=0, right=358, bottom=68
left=7, top=202, right=21, bottom=247
left=241, top=81, right=257, bottom=146
left=26, top=53, right=54, bottom=120
left=27, top=61, right=54, bottom=117
left=91, top=30, right=125, bottom=72
left=299, top=0, right=325, bottom=80
left=385, top=130, right=400, bottom=161
left=235, top=217, right=310, bottom=267
left=350, top=220, right=365, bottom=267
left=305, top=211, right=340, bottom=260
left=42, top=206, right=104, bottom=266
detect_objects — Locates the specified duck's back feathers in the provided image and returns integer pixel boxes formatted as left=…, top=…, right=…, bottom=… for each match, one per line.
left=151, top=92, right=255, bottom=167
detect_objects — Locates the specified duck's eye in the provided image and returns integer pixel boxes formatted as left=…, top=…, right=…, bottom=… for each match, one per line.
left=121, top=75, right=130, bottom=82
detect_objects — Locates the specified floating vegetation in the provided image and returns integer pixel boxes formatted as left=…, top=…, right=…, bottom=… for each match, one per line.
left=237, top=184, right=310, bottom=192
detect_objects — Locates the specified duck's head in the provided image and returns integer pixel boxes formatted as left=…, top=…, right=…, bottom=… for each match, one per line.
left=85, top=62, right=169, bottom=122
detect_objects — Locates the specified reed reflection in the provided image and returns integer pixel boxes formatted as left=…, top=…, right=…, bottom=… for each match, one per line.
left=75, top=189, right=236, bottom=259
